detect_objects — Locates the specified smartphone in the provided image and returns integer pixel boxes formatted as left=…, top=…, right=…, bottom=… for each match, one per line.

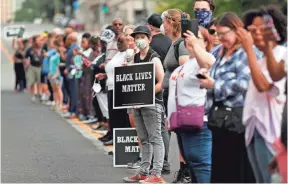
left=263, top=14, right=281, bottom=41
left=196, top=73, right=207, bottom=79
left=181, top=19, right=199, bottom=38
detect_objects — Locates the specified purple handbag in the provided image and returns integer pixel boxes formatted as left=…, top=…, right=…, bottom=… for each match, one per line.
left=169, top=67, right=205, bottom=131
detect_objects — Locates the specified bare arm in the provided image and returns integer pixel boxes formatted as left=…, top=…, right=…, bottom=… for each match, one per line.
left=153, top=58, right=164, bottom=94
left=264, top=42, right=286, bottom=82
left=246, top=45, right=272, bottom=92
left=179, top=55, right=189, bottom=66
left=192, top=44, right=214, bottom=69
left=184, top=30, right=214, bottom=69
left=12, top=38, right=17, bottom=51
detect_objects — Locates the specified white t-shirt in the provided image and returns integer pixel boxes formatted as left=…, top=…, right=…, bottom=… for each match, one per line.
left=243, top=45, right=287, bottom=153
left=105, top=51, right=127, bottom=90
left=167, top=55, right=216, bottom=124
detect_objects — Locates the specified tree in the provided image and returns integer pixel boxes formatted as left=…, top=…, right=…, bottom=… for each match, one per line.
left=14, top=8, right=34, bottom=22
left=154, top=0, right=284, bottom=18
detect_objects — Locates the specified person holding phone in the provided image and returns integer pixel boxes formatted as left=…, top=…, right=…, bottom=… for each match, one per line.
left=161, top=9, right=192, bottom=183
left=198, top=12, right=261, bottom=183
left=167, top=27, right=215, bottom=183
left=241, top=5, right=287, bottom=183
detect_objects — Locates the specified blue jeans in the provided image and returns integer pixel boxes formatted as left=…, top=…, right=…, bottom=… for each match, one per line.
left=177, top=124, right=212, bottom=183
left=247, top=129, right=273, bottom=183
left=68, top=78, right=78, bottom=114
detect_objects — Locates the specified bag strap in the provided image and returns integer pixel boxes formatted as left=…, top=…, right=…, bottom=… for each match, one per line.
left=175, top=66, right=185, bottom=107
left=174, top=38, right=184, bottom=62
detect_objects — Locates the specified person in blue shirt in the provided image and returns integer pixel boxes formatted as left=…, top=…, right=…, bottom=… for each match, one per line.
left=62, top=32, right=80, bottom=118
left=48, top=39, right=63, bottom=110
left=42, top=34, right=57, bottom=103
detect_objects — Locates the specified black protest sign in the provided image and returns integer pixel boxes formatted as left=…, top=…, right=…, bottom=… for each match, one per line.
left=113, top=62, right=155, bottom=109
left=113, top=128, right=140, bottom=167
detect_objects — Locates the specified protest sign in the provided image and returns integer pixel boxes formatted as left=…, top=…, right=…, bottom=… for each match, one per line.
left=113, top=128, right=140, bottom=167
left=113, top=62, right=155, bottom=109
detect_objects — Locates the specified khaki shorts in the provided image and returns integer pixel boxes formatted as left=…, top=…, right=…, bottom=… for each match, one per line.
left=50, top=77, right=62, bottom=85
left=26, top=65, right=41, bottom=86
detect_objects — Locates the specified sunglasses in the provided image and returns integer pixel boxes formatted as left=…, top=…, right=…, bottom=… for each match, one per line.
left=208, top=29, right=217, bottom=35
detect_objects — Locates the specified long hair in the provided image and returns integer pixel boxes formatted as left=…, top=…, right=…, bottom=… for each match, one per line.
left=199, top=26, right=213, bottom=51
left=165, top=9, right=190, bottom=37
left=216, top=12, right=244, bottom=55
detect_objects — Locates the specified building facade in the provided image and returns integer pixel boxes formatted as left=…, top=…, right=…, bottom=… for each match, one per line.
left=1, top=0, right=13, bottom=23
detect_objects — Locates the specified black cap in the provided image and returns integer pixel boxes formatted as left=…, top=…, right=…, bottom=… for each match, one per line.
left=131, top=26, right=151, bottom=38
left=145, top=13, right=162, bottom=28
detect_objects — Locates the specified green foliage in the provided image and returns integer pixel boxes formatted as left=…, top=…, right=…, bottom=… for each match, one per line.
left=14, top=8, right=34, bottom=22
left=154, top=0, right=285, bottom=18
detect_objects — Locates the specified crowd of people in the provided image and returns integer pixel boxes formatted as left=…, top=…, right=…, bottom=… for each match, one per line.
left=11, top=0, right=287, bottom=183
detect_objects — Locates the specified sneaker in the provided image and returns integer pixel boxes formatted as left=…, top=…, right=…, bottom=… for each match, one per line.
left=99, top=134, right=111, bottom=142
left=123, top=174, right=147, bottom=183
left=127, top=158, right=141, bottom=169
left=45, top=101, right=55, bottom=106
left=62, top=112, right=77, bottom=119
left=172, top=168, right=191, bottom=183
left=92, top=124, right=108, bottom=132
left=139, top=174, right=165, bottom=184
left=41, top=94, right=46, bottom=101
left=103, top=139, right=113, bottom=146
left=78, top=114, right=86, bottom=121
left=82, top=116, right=97, bottom=124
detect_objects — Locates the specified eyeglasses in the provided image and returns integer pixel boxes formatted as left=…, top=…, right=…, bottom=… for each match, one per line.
left=216, top=29, right=232, bottom=37
left=208, top=29, right=217, bottom=35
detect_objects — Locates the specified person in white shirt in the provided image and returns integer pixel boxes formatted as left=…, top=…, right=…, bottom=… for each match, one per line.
left=95, top=33, right=131, bottom=146
left=240, top=6, right=287, bottom=183
left=167, top=27, right=215, bottom=183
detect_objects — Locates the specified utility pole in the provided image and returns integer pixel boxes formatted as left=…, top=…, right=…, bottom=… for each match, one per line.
left=143, top=0, right=148, bottom=17
left=99, top=0, right=105, bottom=28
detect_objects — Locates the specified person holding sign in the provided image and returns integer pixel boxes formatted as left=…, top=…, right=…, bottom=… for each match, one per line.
left=96, top=33, right=131, bottom=146
left=123, top=26, right=165, bottom=184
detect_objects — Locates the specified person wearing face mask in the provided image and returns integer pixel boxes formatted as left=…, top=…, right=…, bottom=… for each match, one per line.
left=145, top=13, right=172, bottom=175
left=123, top=26, right=165, bottom=184
left=95, top=33, right=131, bottom=146
left=193, top=0, right=215, bottom=28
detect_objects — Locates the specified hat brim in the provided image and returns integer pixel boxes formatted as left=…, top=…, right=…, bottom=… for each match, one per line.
left=131, top=31, right=151, bottom=38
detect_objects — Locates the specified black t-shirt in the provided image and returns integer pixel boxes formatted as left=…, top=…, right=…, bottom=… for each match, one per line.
left=14, top=50, right=24, bottom=59
left=150, top=33, right=172, bottom=64
left=25, top=47, right=43, bottom=67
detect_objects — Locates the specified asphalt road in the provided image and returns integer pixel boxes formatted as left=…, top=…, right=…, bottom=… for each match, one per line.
left=1, top=23, right=180, bottom=183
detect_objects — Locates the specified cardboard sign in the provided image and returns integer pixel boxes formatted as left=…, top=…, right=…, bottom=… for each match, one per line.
left=4, top=26, right=25, bottom=37
left=113, top=128, right=140, bottom=167
left=113, top=62, right=155, bottom=109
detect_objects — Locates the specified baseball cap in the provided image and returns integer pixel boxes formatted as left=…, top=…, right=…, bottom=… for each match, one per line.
left=144, top=13, right=162, bottom=29
left=131, top=26, right=151, bottom=38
